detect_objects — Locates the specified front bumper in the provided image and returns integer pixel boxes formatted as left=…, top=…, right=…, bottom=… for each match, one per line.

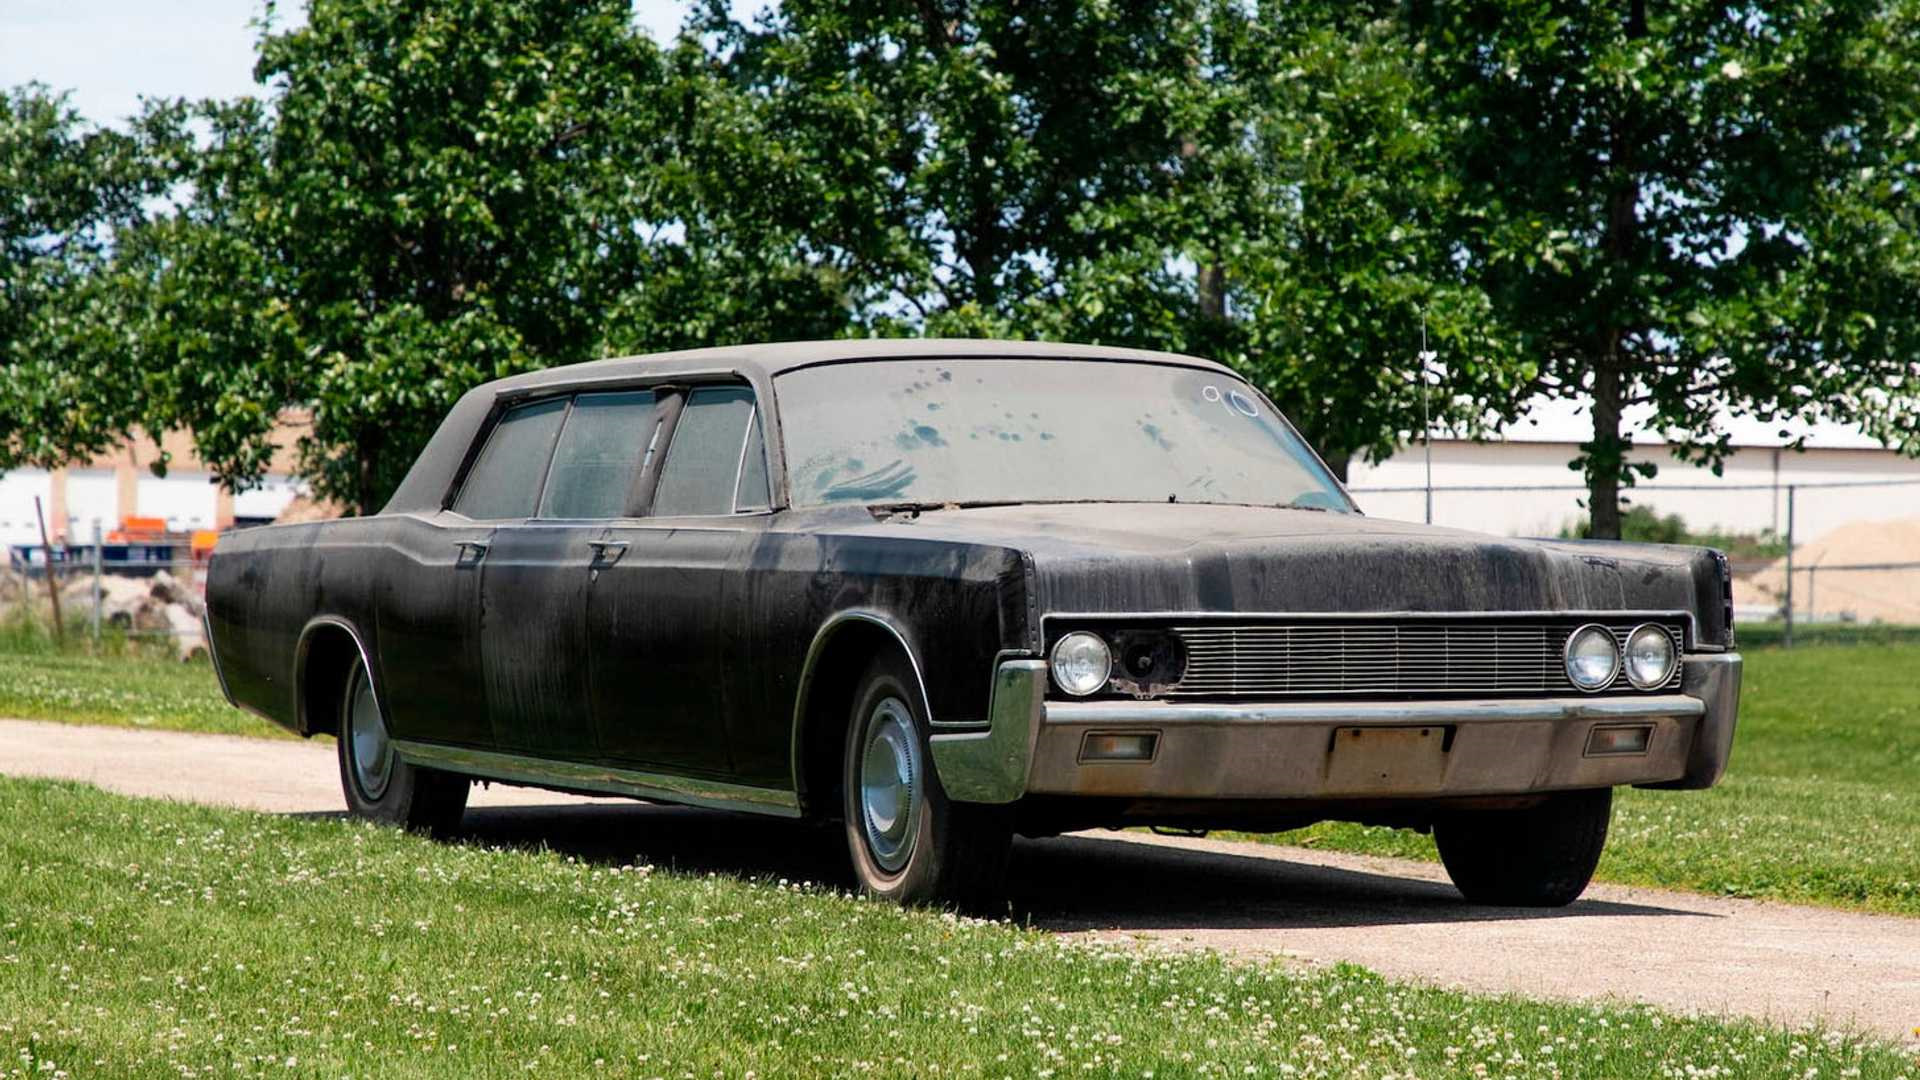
left=929, top=652, right=1741, bottom=803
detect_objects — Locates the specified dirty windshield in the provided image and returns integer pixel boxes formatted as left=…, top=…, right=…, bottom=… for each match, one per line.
left=775, top=359, right=1352, bottom=510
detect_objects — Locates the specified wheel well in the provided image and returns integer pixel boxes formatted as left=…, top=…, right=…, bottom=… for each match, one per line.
left=796, top=621, right=910, bottom=820
left=297, top=624, right=362, bottom=738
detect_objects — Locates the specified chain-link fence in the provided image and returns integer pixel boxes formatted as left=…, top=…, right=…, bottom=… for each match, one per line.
left=11, top=474, right=1917, bottom=654
left=1345, top=475, right=1920, bottom=646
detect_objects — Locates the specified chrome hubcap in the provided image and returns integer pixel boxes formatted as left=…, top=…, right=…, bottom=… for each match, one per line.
left=859, top=697, right=921, bottom=873
left=347, top=668, right=394, bottom=801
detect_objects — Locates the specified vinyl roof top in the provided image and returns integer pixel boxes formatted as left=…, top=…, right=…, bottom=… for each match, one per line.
left=485, top=338, right=1232, bottom=391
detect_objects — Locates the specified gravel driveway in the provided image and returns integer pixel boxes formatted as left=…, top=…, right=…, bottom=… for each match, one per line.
left=3, top=716, right=1915, bottom=1046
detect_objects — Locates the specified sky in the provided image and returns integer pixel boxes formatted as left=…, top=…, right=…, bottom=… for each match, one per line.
left=0, top=0, right=734, bottom=124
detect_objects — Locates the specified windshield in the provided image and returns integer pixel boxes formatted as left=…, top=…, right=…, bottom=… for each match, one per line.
left=775, top=358, right=1353, bottom=511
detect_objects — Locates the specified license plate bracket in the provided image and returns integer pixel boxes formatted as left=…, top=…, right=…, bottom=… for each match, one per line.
left=1324, top=725, right=1450, bottom=794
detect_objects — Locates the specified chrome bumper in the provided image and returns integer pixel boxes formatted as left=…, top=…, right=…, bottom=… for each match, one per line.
left=929, top=653, right=1741, bottom=803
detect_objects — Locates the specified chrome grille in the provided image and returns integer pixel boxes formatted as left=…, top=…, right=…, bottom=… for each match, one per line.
left=1165, top=620, right=1685, bottom=697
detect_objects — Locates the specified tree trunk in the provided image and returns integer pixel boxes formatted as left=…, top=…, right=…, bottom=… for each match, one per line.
left=1588, top=356, right=1624, bottom=539
left=1197, top=264, right=1226, bottom=323
left=354, top=425, right=385, bottom=518
left=1587, top=0, right=1647, bottom=541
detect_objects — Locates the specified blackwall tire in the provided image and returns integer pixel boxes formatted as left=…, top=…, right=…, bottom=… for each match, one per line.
left=336, top=655, right=469, bottom=837
left=1434, top=787, right=1612, bottom=907
left=842, top=652, right=1012, bottom=912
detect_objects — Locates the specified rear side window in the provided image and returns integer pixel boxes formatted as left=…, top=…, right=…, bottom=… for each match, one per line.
left=539, top=391, right=659, bottom=518
left=451, top=397, right=567, bottom=520
left=653, top=386, right=757, bottom=516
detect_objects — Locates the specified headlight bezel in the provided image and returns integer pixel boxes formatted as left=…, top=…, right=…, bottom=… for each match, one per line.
left=1563, top=623, right=1621, bottom=692
left=1049, top=631, right=1114, bottom=697
left=1623, top=622, right=1678, bottom=689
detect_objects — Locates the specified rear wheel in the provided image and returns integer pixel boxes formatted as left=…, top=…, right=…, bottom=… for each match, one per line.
left=1434, top=787, right=1612, bottom=906
left=336, top=655, right=468, bottom=836
left=842, top=653, right=1012, bottom=911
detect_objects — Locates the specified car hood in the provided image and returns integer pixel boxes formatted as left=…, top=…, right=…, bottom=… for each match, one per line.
left=845, top=502, right=1726, bottom=634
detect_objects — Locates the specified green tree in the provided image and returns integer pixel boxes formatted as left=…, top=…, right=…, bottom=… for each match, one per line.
left=1043, top=8, right=1531, bottom=476
left=690, top=2, right=1531, bottom=477
left=686, top=0, right=1222, bottom=332
left=0, top=86, right=175, bottom=470
left=1410, top=0, right=1920, bottom=537
left=237, top=0, right=687, bottom=512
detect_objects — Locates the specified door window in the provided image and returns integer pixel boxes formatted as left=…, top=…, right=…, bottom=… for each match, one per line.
left=652, top=386, right=761, bottom=516
left=539, top=391, right=660, bottom=519
left=736, top=407, right=771, bottom=512
left=451, top=397, right=568, bottom=520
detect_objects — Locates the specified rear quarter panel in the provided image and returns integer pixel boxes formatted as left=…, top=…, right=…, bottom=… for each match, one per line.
left=206, top=518, right=389, bottom=733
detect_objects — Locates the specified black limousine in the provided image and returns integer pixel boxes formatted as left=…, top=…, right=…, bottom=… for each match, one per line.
left=206, top=340, right=1741, bottom=909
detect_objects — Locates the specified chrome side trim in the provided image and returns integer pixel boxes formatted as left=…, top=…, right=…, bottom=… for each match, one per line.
left=1045, top=694, right=1706, bottom=728
left=392, top=740, right=803, bottom=818
left=294, top=615, right=382, bottom=737
left=787, top=609, right=933, bottom=803
left=928, top=659, right=1045, bottom=804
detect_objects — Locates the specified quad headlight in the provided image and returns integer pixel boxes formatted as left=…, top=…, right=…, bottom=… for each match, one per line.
left=1563, top=624, right=1620, bottom=691
left=1623, top=623, right=1678, bottom=689
left=1050, top=631, right=1112, bottom=696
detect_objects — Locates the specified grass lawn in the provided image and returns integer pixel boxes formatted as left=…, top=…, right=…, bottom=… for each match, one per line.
left=0, top=648, right=289, bottom=739
left=1261, top=644, right=1920, bottom=916
left=0, top=777, right=1911, bottom=1079
left=0, top=616, right=288, bottom=739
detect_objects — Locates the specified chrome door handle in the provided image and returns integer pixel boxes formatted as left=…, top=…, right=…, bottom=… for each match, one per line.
left=454, top=540, right=489, bottom=564
left=587, top=540, right=629, bottom=566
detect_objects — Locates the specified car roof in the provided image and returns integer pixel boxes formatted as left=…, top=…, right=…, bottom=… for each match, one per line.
left=483, top=337, right=1235, bottom=393
left=382, top=338, right=1239, bottom=516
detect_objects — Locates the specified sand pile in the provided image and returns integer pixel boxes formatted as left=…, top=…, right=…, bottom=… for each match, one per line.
left=1739, top=519, right=1920, bottom=624
left=272, top=495, right=346, bottom=524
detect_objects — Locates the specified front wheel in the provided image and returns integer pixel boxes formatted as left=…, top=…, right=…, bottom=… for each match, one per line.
left=842, top=654, right=1012, bottom=911
left=337, top=655, right=469, bottom=836
left=1434, top=787, right=1612, bottom=907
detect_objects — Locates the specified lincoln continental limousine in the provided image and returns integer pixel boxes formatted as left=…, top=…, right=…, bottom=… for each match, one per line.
left=205, top=339, right=1741, bottom=909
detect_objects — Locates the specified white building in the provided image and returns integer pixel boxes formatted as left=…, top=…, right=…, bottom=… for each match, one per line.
left=1, top=422, right=308, bottom=548
left=1345, top=397, right=1920, bottom=542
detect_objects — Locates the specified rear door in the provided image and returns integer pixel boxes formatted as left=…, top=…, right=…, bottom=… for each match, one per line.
left=379, top=397, right=567, bottom=748
left=479, top=390, right=664, bottom=762
left=588, top=384, right=770, bottom=775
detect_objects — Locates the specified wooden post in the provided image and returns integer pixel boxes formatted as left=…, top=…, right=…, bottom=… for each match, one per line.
left=33, top=495, right=65, bottom=645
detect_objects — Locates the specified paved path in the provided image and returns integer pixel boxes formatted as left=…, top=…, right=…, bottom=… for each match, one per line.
left=3, top=717, right=1916, bottom=1046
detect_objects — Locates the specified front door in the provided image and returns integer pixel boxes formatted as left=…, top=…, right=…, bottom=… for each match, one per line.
left=588, top=384, right=769, bottom=775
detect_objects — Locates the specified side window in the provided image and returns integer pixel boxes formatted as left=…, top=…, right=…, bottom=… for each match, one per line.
left=539, top=391, right=659, bottom=518
left=652, top=386, right=757, bottom=517
left=451, top=397, right=568, bottom=520
left=735, top=407, right=771, bottom=513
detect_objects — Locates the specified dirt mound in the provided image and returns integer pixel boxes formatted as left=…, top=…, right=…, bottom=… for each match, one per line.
left=1738, top=519, right=1920, bottom=624
left=272, top=495, right=346, bottom=524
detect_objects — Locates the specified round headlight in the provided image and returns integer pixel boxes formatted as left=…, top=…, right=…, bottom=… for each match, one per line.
left=1564, top=624, right=1620, bottom=691
left=1050, top=632, right=1112, bottom=697
left=1624, top=624, right=1677, bottom=689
